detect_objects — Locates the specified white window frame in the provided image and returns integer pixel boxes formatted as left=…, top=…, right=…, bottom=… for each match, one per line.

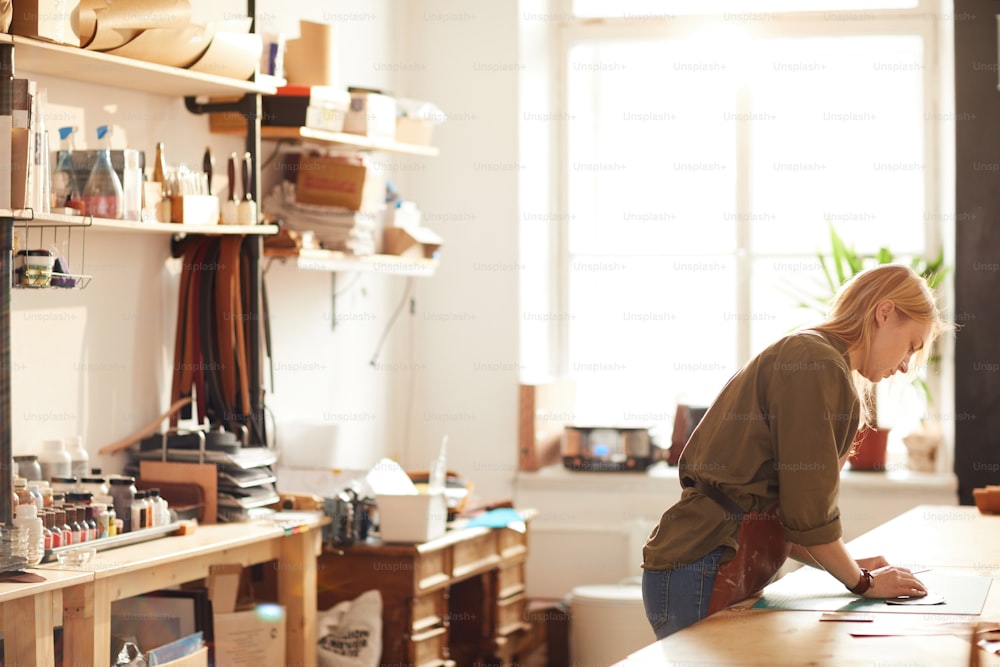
left=545, top=1, right=955, bottom=471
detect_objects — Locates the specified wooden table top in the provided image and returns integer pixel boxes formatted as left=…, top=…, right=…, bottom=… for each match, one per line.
left=619, top=505, right=1000, bottom=667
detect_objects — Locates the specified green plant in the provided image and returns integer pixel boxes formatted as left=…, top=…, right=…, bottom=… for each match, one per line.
left=792, top=222, right=949, bottom=405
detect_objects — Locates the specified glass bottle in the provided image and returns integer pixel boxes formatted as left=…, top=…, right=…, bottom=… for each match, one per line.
left=83, top=147, right=123, bottom=219
left=109, top=476, right=136, bottom=532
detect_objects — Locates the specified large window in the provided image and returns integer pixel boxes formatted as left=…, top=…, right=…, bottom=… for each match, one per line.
left=555, top=4, right=950, bottom=451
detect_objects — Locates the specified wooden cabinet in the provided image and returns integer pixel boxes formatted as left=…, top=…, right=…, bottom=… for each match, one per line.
left=317, top=516, right=534, bottom=666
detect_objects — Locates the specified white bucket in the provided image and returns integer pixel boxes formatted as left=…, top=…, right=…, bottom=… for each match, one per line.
left=569, top=583, right=654, bottom=666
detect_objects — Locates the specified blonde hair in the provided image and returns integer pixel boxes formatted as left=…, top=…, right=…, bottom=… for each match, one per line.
left=811, top=264, right=947, bottom=426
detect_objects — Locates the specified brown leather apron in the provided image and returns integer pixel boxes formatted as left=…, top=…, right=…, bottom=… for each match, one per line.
left=683, top=478, right=791, bottom=614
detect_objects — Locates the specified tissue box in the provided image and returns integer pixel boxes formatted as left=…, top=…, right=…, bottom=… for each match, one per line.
left=376, top=492, right=447, bottom=543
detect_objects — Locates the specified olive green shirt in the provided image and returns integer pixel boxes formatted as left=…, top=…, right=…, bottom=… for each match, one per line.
left=642, top=331, right=861, bottom=571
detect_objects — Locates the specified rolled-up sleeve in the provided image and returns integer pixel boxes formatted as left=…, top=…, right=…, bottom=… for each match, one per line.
left=768, top=353, right=859, bottom=546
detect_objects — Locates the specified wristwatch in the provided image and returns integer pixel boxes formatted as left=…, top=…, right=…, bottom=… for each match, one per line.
left=848, top=568, right=874, bottom=595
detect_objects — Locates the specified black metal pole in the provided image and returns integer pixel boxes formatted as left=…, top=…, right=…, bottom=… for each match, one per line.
left=0, top=42, right=15, bottom=528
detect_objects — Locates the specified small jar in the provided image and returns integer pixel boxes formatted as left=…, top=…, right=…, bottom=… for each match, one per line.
left=66, top=491, right=93, bottom=507
left=50, top=476, right=78, bottom=495
left=79, top=475, right=109, bottom=501
left=109, top=476, right=137, bottom=533
left=13, top=455, right=42, bottom=481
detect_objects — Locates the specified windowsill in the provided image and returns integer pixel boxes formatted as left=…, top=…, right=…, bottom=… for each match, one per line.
left=515, top=462, right=958, bottom=494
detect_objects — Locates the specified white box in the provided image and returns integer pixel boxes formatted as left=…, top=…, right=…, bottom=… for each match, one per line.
left=343, top=92, right=396, bottom=140
left=213, top=605, right=286, bottom=667
left=376, top=492, right=447, bottom=543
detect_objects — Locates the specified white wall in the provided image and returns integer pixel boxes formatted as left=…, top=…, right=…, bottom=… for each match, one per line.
left=11, top=0, right=528, bottom=504
left=388, top=1, right=524, bottom=499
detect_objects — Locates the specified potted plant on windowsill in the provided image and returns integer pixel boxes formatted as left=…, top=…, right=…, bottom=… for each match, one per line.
left=790, top=223, right=948, bottom=471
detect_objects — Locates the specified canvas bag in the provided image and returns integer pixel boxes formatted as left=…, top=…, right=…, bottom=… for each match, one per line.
left=317, top=589, right=382, bottom=667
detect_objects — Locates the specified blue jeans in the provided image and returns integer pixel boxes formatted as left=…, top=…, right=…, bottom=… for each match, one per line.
left=642, top=547, right=725, bottom=640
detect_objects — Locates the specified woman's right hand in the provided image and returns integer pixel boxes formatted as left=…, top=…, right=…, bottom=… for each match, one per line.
left=862, top=565, right=927, bottom=599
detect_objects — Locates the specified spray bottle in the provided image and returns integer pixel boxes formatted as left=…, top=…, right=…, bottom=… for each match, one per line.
left=50, top=126, right=81, bottom=212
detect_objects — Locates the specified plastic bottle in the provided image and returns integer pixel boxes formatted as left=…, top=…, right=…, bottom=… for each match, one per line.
left=122, top=148, right=143, bottom=221
left=50, top=126, right=82, bottom=211
left=13, top=503, right=45, bottom=566
left=67, top=435, right=89, bottom=478
left=149, top=488, right=169, bottom=526
left=39, top=439, right=72, bottom=481
left=82, top=125, right=123, bottom=219
left=94, top=502, right=110, bottom=539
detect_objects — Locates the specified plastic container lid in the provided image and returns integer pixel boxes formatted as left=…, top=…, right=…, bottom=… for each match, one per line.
left=571, top=584, right=645, bottom=606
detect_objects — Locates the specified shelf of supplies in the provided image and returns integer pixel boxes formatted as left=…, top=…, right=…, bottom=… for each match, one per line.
left=266, top=248, right=439, bottom=276
left=3, top=34, right=277, bottom=97
left=259, top=126, right=441, bottom=156
left=12, top=211, right=277, bottom=235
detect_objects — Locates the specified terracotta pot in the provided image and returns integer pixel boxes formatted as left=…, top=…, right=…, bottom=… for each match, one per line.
left=848, top=426, right=890, bottom=471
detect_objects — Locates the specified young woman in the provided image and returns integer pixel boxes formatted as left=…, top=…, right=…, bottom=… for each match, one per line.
left=641, top=264, right=948, bottom=640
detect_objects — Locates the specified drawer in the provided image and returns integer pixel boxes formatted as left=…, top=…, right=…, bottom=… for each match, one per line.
left=496, top=561, right=526, bottom=599
left=411, top=624, right=449, bottom=667
left=499, top=525, right=527, bottom=557
left=416, top=549, right=451, bottom=592
left=412, top=589, right=448, bottom=632
left=453, top=532, right=500, bottom=578
left=495, top=591, right=529, bottom=637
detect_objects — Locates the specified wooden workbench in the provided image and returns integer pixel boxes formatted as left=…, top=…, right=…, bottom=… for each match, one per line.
left=2, top=516, right=324, bottom=667
left=619, top=505, right=1000, bottom=666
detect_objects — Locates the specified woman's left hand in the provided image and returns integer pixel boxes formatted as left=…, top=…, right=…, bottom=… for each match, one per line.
left=857, top=556, right=890, bottom=570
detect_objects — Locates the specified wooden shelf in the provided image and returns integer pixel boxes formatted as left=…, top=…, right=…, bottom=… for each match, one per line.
left=266, top=248, right=439, bottom=276
left=259, top=126, right=440, bottom=156
left=3, top=34, right=277, bottom=97
left=11, top=210, right=277, bottom=236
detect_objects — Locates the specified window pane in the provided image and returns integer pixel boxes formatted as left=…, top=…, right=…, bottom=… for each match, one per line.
left=566, top=41, right=737, bottom=255
left=746, top=36, right=926, bottom=256
left=573, top=0, right=918, bottom=17
left=568, top=256, right=738, bottom=427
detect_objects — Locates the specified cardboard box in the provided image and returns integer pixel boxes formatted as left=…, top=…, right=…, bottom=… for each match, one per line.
left=171, top=195, right=220, bottom=225
left=383, top=226, right=443, bottom=260
left=376, top=492, right=447, bottom=543
left=343, top=92, right=396, bottom=140
left=293, top=156, right=368, bottom=210
left=519, top=380, right=577, bottom=471
left=209, top=564, right=286, bottom=667
left=213, top=606, right=286, bottom=667
left=395, top=117, right=435, bottom=146
left=10, top=0, right=81, bottom=47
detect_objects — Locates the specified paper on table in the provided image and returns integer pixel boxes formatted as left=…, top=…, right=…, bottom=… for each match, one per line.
left=754, top=567, right=991, bottom=615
